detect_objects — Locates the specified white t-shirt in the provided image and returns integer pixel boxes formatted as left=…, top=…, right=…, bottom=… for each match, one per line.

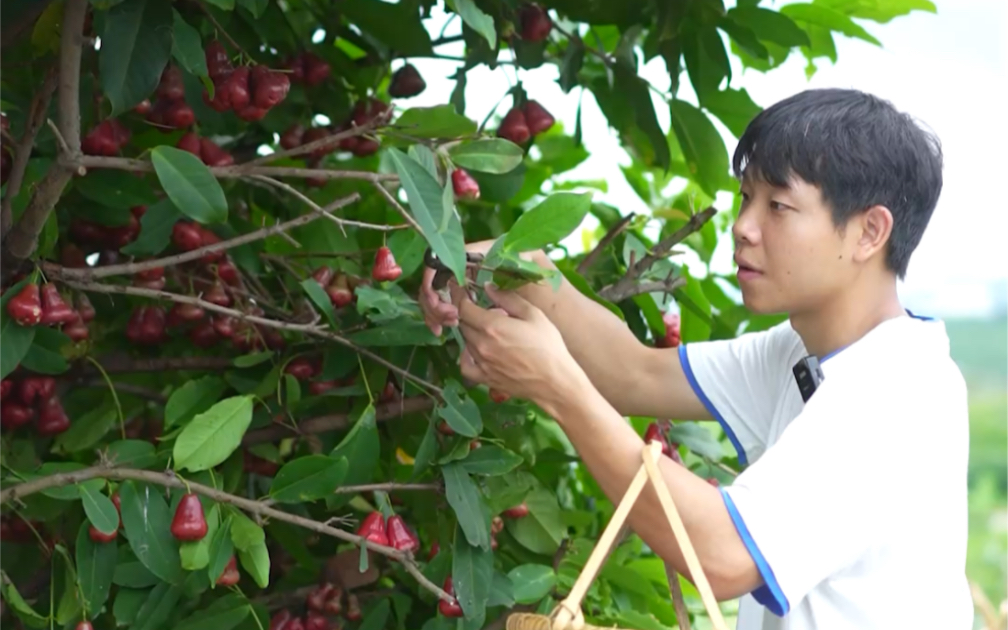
left=677, top=312, right=974, bottom=630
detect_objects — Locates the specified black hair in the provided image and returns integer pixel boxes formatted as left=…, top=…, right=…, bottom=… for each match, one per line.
left=732, top=88, right=943, bottom=280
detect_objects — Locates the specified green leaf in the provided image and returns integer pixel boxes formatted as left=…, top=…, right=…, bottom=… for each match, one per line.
left=236, top=0, right=269, bottom=18
left=507, top=565, right=556, bottom=604
left=668, top=100, right=731, bottom=198
left=204, top=0, right=235, bottom=8
left=359, top=598, right=391, bottom=630
left=408, top=144, right=439, bottom=180
left=131, top=582, right=183, bottom=630
left=446, top=0, right=496, bottom=48
left=170, top=10, right=208, bottom=77
left=348, top=318, right=441, bottom=347
left=173, top=395, right=254, bottom=472
left=98, top=0, right=173, bottom=114
left=269, top=455, right=349, bottom=503
left=207, top=516, right=234, bottom=583
left=506, top=485, right=565, bottom=555
left=488, top=571, right=515, bottom=607
left=33, top=462, right=104, bottom=500
left=502, top=192, right=593, bottom=253
left=301, top=278, right=337, bottom=327
left=388, top=148, right=467, bottom=283
left=411, top=420, right=439, bottom=478
left=675, top=268, right=712, bottom=342
left=441, top=462, right=490, bottom=549
left=780, top=3, right=882, bottom=46
left=113, top=561, right=159, bottom=589
left=700, top=87, right=763, bottom=138
left=0, top=312, right=35, bottom=380
left=329, top=403, right=380, bottom=488
left=237, top=541, right=270, bottom=588
left=150, top=146, right=228, bottom=225
left=615, top=65, right=671, bottom=172
left=174, top=593, right=250, bottom=630
left=665, top=423, right=724, bottom=460
left=355, top=284, right=421, bottom=323
left=113, top=588, right=148, bottom=627
left=229, top=509, right=265, bottom=551
left=80, top=484, right=120, bottom=535
left=396, top=105, right=478, bottom=138
left=1, top=572, right=47, bottom=626
left=165, top=376, right=228, bottom=428
left=448, top=139, right=524, bottom=174
left=436, top=380, right=482, bottom=438
left=75, top=521, right=118, bottom=618
left=341, top=0, right=433, bottom=57
left=815, top=0, right=936, bottom=24
left=119, top=481, right=184, bottom=585
left=180, top=504, right=220, bottom=571
left=233, top=351, right=273, bottom=368
left=20, top=326, right=69, bottom=375
left=120, top=198, right=184, bottom=256
left=452, top=523, right=493, bottom=620
left=52, top=406, right=117, bottom=454
left=726, top=6, right=811, bottom=48
left=74, top=169, right=159, bottom=211
left=105, top=440, right=157, bottom=468
left=55, top=555, right=81, bottom=626
left=458, top=445, right=523, bottom=476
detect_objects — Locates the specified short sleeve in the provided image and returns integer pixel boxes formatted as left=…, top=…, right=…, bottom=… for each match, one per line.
left=718, top=372, right=904, bottom=616
left=677, top=321, right=802, bottom=465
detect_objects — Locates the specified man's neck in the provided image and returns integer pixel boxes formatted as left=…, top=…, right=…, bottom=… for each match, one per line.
left=790, top=276, right=906, bottom=359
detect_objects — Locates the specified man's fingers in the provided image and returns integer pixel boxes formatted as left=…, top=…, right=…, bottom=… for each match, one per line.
left=483, top=283, right=541, bottom=322
left=459, top=346, right=488, bottom=383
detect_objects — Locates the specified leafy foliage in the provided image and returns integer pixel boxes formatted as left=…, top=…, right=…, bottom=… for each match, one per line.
left=0, top=1, right=927, bottom=629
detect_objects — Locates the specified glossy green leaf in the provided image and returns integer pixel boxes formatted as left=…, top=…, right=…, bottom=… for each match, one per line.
left=395, top=105, right=477, bottom=138
left=436, top=380, right=482, bottom=438
left=502, top=192, right=593, bottom=253
left=180, top=504, right=220, bottom=571
left=301, top=278, right=337, bottom=327
left=1, top=572, right=47, bottom=625
left=615, top=65, right=671, bottom=172
left=0, top=311, right=35, bottom=380
left=668, top=100, right=731, bottom=198
left=80, top=484, right=120, bottom=535
left=204, top=0, right=235, bottom=8
left=458, top=445, right=523, bottom=476
left=447, top=0, right=496, bottom=48
left=150, top=146, right=228, bottom=225
left=448, top=139, right=524, bottom=174
left=269, top=455, right=349, bottom=503
left=507, top=565, right=556, bottom=604
left=412, top=420, right=439, bottom=478
left=112, top=560, right=159, bottom=589
left=32, top=462, right=104, bottom=500
left=330, top=403, right=380, bottom=490
left=233, top=351, right=273, bottom=368
left=780, top=3, right=882, bottom=46
left=173, top=395, right=254, bottom=472
left=700, top=87, right=763, bottom=138
left=99, top=0, right=173, bottom=114
left=348, top=319, right=442, bottom=346
left=52, top=406, right=117, bottom=454
left=119, top=481, right=184, bottom=585
left=388, top=147, right=467, bottom=283
left=20, top=326, right=69, bottom=375
left=408, top=144, right=440, bottom=180
left=506, top=485, right=565, bottom=555
left=174, top=593, right=250, bottom=630
left=341, top=0, right=433, bottom=56
left=237, top=0, right=269, bottom=18
left=165, top=376, right=228, bottom=428
left=452, top=523, right=493, bottom=620
left=675, top=267, right=712, bottom=343
left=120, top=199, right=184, bottom=256
left=207, top=515, right=234, bottom=583
left=74, top=169, right=159, bottom=210
left=104, top=440, right=158, bottom=468
left=113, top=588, right=148, bottom=627
left=229, top=509, right=265, bottom=551
left=171, top=10, right=208, bottom=77
left=238, top=540, right=270, bottom=588
left=131, top=582, right=183, bottom=630
left=726, top=6, right=811, bottom=48
left=75, top=521, right=118, bottom=618
left=441, top=462, right=490, bottom=549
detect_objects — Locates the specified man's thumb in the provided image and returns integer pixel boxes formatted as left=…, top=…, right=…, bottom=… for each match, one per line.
left=484, top=282, right=536, bottom=320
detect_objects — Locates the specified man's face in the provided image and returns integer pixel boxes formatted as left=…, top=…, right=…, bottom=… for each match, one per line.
left=731, top=173, right=856, bottom=316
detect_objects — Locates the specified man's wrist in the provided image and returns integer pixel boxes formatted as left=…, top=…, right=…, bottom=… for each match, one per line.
left=536, top=362, right=599, bottom=424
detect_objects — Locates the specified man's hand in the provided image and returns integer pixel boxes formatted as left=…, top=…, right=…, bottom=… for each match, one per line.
left=418, top=240, right=497, bottom=335
left=451, top=282, right=588, bottom=414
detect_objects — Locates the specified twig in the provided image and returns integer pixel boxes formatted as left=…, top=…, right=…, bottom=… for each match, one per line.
left=81, top=380, right=168, bottom=403
left=44, top=193, right=362, bottom=281
left=576, top=213, right=635, bottom=274
left=665, top=563, right=693, bottom=630
left=46, top=118, right=71, bottom=156
left=596, top=207, right=717, bottom=303
left=0, top=69, right=58, bottom=238
left=371, top=181, right=424, bottom=235
left=0, top=0, right=87, bottom=279
left=198, top=1, right=251, bottom=60
left=243, top=395, right=436, bottom=445
left=246, top=119, right=381, bottom=167
left=598, top=277, right=687, bottom=303
left=0, top=466, right=453, bottom=602
left=86, top=355, right=235, bottom=374
left=69, top=155, right=399, bottom=183
left=334, top=482, right=439, bottom=494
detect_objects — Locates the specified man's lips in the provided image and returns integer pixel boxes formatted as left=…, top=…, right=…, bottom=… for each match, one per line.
left=734, top=255, right=761, bottom=273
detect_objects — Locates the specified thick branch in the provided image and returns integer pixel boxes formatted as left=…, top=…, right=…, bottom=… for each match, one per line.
left=596, top=207, right=717, bottom=302
left=243, top=396, right=436, bottom=445
left=576, top=213, right=635, bottom=275
left=69, top=155, right=398, bottom=183
left=1, top=68, right=59, bottom=238
left=598, top=277, right=687, bottom=303
left=1, top=0, right=86, bottom=274
left=0, top=466, right=452, bottom=602
left=45, top=193, right=363, bottom=281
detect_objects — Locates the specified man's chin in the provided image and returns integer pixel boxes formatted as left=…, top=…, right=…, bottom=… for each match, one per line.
left=740, top=292, right=785, bottom=317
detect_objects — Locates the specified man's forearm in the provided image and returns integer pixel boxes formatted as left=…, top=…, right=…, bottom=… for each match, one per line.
left=540, top=372, right=761, bottom=600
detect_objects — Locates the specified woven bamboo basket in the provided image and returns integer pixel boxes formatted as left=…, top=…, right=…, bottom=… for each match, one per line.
left=504, top=441, right=730, bottom=630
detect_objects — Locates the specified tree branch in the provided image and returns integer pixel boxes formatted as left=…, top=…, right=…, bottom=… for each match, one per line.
left=596, top=206, right=717, bottom=303
left=246, top=118, right=382, bottom=167
left=0, top=466, right=453, bottom=603
left=81, top=380, right=168, bottom=403
left=371, top=181, right=424, bottom=235
left=576, top=213, right=635, bottom=275
left=0, top=68, right=59, bottom=238
left=44, top=193, right=363, bottom=281
left=69, top=155, right=398, bottom=183
left=243, top=395, right=436, bottom=445
left=88, top=354, right=235, bottom=374
left=1, top=0, right=87, bottom=278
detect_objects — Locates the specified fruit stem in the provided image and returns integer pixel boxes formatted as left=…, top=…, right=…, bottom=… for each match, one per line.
left=84, top=356, right=125, bottom=440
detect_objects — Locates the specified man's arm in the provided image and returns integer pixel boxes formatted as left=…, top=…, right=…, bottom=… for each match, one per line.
left=508, top=249, right=711, bottom=421
left=538, top=366, right=761, bottom=600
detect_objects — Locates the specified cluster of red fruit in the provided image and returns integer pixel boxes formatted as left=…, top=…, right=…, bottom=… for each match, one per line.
left=496, top=99, right=555, bottom=146
left=356, top=510, right=420, bottom=552
left=81, top=117, right=132, bottom=156
left=203, top=42, right=291, bottom=122
left=269, top=584, right=363, bottom=630
left=0, top=514, right=43, bottom=543
left=0, top=375, right=69, bottom=435
left=655, top=312, right=681, bottom=348
left=67, top=205, right=146, bottom=255
left=176, top=131, right=235, bottom=167
left=144, top=65, right=197, bottom=130
left=282, top=357, right=399, bottom=402
left=643, top=421, right=719, bottom=486
left=278, top=97, right=392, bottom=179
left=5, top=280, right=92, bottom=341
left=283, top=51, right=332, bottom=87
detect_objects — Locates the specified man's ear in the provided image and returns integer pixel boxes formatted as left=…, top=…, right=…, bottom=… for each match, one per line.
left=851, top=205, right=894, bottom=264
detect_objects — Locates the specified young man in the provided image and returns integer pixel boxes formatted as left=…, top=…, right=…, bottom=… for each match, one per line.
left=418, top=88, right=973, bottom=629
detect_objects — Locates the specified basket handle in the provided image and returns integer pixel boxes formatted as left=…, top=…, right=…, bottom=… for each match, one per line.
left=550, top=441, right=729, bottom=630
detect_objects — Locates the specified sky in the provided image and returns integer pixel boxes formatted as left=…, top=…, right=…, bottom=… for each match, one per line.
left=381, top=0, right=1008, bottom=318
